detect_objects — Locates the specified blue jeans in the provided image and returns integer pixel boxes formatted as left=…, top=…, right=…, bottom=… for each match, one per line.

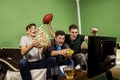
left=51, top=57, right=74, bottom=76
left=19, top=57, right=57, bottom=80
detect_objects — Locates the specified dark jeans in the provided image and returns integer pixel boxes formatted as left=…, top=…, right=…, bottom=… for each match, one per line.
left=19, top=57, right=57, bottom=80
left=72, top=53, right=87, bottom=69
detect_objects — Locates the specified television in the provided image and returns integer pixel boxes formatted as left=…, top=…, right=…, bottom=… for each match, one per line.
left=87, top=36, right=117, bottom=79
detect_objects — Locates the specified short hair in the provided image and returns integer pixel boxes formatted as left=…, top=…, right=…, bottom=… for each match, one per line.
left=55, top=30, right=65, bottom=37
left=69, top=24, right=78, bottom=31
left=26, top=23, right=36, bottom=31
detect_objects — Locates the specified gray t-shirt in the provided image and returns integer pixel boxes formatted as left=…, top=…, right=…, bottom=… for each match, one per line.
left=20, top=36, right=42, bottom=62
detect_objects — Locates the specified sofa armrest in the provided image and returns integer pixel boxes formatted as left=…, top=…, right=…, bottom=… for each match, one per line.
left=0, top=58, right=19, bottom=71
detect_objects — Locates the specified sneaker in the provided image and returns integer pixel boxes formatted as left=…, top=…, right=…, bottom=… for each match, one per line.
left=81, top=65, right=87, bottom=71
left=75, top=65, right=81, bottom=70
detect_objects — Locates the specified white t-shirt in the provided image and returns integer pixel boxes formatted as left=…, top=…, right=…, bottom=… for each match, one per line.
left=20, top=36, right=42, bottom=62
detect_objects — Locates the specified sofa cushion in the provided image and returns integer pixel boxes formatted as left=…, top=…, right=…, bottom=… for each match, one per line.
left=5, top=69, right=47, bottom=80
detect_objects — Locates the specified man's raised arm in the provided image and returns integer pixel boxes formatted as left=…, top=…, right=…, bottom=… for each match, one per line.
left=47, top=21, right=55, bottom=38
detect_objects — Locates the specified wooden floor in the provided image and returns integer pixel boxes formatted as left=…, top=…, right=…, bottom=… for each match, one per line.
left=74, top=64, right=120, bottom=80
left=53, top=64, right=120, bottom=80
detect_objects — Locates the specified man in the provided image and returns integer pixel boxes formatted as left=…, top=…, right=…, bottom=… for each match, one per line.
left=19, top=23, right=56, bottom=80
left=47, top=22, right=98, bottom=70
left=44, top=30, right=74, bottom=76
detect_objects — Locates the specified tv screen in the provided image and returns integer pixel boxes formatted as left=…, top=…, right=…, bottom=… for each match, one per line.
left=87, top=36, right=117, bottom=78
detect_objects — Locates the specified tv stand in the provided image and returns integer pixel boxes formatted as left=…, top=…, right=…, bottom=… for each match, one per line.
left=105, top=70, right=113, bottom=80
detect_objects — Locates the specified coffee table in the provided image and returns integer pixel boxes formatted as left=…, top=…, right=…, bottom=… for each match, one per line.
left=48, top=70, right=87, bottom=80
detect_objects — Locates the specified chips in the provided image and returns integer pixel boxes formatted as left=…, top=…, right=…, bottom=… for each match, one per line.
left=65, top=49, right=74, bottom=59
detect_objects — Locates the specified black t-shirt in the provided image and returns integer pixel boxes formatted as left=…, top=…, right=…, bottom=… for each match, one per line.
left=65, top=34, right=85, bottom=54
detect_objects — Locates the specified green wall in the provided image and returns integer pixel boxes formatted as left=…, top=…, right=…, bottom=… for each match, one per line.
left=80, top=0, right=120, bottom=42
left=1, top=0, right=120, bottom=48
left=0, top=0, right=77, bottom=48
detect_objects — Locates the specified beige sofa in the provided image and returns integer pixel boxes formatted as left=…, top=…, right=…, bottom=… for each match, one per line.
left=1, top=41, right=120, bottom=80
left=0, top=48, right=47, bottom=80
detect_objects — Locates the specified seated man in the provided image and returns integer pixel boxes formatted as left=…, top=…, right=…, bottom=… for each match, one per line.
left=45, top=30, right=74, bottom=76
left=47, top=22, right=98, bottom=71
left=19, top=23, right=56, bottom=80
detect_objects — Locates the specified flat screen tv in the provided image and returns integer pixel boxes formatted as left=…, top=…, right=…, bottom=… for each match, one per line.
left=87, top=36, right=117, bottom=79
